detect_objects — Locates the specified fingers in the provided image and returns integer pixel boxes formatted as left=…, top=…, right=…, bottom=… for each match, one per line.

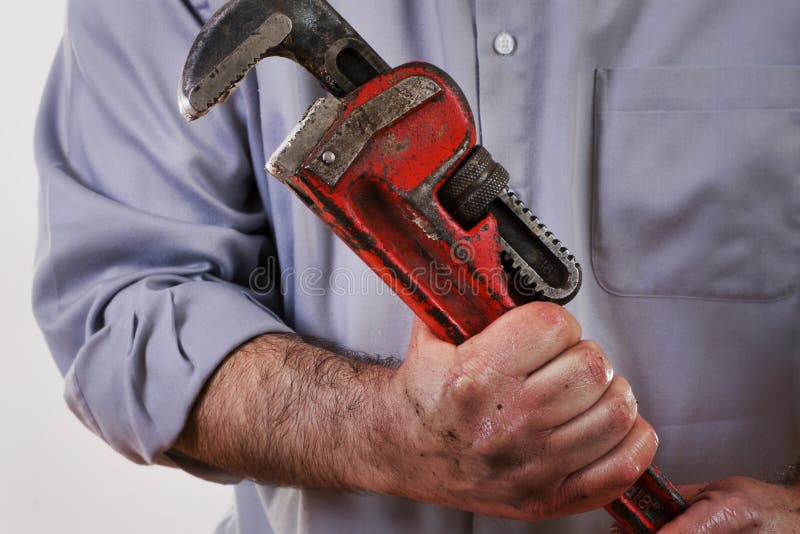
left=650, top=483, right=709, bottom=534
left=462, top=302, right=582, bottom=376
left=545, top=376, right=638, bottom=474
left=658, top=497, right=722, bottom=534
left=401, top=303, right=670, bottom=523
left=658, top=478, right=771, bottom=534
left=523, top=340, right=614, bottom=429
left=658, top=490, right=716, bottom=534
left=558, top=416, right=659, bottom=514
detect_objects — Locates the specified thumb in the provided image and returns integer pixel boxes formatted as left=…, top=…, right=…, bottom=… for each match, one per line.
left=405, top=315, right=451, bottom=362
left=408, top=314, right=437, bottom=345
left=677, top=482, right=710, bottom=504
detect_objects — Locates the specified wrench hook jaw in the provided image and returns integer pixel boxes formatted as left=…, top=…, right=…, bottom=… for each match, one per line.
left=180, top=3, right=293, bottom=121
left=179, top=0, right=388, bottom=121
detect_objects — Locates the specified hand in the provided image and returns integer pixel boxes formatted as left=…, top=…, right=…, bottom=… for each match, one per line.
left=659, top=477, right=800, bottom=533
left=381, top=302, right=658, bottom=521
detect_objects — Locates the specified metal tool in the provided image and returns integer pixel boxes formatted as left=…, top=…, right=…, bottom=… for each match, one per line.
left=179, top=1, right=685, bottom=531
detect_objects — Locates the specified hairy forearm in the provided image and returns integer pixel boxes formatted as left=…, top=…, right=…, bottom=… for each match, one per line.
left=175, top=306, right=663, bottom=521
left=173, top=333, right=400, bottom=491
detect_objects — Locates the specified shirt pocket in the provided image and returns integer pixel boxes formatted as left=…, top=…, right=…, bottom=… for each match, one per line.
left=592, top=66, right=800, bottom=301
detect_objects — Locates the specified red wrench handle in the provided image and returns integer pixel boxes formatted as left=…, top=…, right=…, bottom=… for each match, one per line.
left=605, top=465, right=687, bottom=533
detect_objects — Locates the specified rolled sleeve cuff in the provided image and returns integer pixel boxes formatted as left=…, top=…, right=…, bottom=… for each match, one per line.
left=64, top=280, right=292, bottom=468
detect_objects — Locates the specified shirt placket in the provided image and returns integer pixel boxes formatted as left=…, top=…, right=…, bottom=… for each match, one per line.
left=474, top=0, right=545, bottom=204
left=474, top=1, right=584, bottom=280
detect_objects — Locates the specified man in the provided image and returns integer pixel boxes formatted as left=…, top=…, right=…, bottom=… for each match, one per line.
left=34, top=0, right=799, bottom=532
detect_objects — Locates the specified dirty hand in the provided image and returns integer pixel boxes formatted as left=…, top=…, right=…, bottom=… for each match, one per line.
left=382, top=302, right=658, bottom=521
left=657, top=477, right=800, bottom=533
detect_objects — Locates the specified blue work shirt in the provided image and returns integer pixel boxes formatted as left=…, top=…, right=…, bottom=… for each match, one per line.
left=34, top=1, right=799, bottom=532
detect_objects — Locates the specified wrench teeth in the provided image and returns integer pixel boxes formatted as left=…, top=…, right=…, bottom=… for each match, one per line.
left=495, top=189, right=581, bottom=304
left=201, top=55, right=262, bottom=110
left=501, top=249, right=542, bottom=297
left=180, top=11, right=294, bottom=120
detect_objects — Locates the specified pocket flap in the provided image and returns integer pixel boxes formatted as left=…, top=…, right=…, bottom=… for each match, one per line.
left=597, top=66, right=800, bottom=112
left=592, top=66, right=800, bottom=301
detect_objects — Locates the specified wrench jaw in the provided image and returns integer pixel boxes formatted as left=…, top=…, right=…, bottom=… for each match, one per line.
left=267, top=96, right=344, bottom=183
left=438, top=145, right=581, bottom=305
left=179, top=0, right=389, bottom=121
left=180, top=9, right=293, bottom=121
left=177, top=87, right=202, bottom=123
left=494, top=190, right=582, bottom=305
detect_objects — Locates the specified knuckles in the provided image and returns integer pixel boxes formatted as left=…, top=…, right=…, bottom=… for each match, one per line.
left=533, top=302, right=581, bottom=343
left=607, top=381, right=638, bottom=433
left=569, top=341, right=613, bottom=389
left=509, top=302, right=581, bottom=345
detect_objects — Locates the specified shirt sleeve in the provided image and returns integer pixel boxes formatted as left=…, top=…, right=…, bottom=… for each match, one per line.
left=33, top=0, right=291, bottom=467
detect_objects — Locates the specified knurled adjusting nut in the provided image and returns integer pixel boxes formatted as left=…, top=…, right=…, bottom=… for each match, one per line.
left=438, top=146, right=510, bottom=227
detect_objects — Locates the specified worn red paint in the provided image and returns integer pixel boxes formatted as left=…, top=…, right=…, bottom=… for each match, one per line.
left=285, top=63, right=516, bottom=343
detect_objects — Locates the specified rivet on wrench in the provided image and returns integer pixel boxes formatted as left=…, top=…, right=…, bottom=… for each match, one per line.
left=321, top=151, right=337, bottom=164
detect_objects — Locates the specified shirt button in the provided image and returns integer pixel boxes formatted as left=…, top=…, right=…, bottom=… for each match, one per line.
left=493, top=32, right=516, bottom=55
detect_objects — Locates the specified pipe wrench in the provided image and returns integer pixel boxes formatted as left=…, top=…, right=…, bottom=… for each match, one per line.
left=178, top=1, right=686, bottom=531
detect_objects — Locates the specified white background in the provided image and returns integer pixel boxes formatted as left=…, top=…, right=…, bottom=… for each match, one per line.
left=0, top=4, right=231, bottom=533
